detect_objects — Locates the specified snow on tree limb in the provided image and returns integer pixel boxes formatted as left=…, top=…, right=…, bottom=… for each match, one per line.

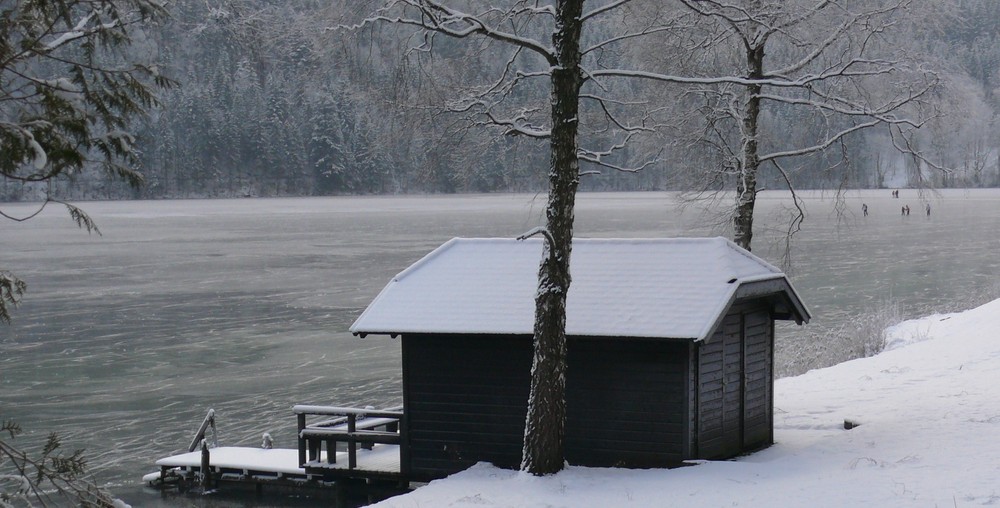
left=586, top=62, right=908, bottom=89
left=340, top=0, right=555, bottom=62
left=759, top=119, right=881, bottom=162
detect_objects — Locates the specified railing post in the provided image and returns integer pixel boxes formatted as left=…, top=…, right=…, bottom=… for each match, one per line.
left=188, top=409, right=216, bottom=453
left=297, top=412, right=306, bottom=467
left=348, top=414, right=357, bottom=469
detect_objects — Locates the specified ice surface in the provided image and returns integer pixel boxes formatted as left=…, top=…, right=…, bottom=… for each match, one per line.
left=0, top=190, right=997, bottom=505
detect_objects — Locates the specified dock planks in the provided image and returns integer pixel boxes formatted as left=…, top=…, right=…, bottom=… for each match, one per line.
left=150, top=444, right=402, bottom=486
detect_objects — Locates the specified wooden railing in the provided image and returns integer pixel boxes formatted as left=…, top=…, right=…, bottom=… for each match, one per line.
left=293, top=405, right=403, bottom=471
left=187, top=408, right=216, bottom=453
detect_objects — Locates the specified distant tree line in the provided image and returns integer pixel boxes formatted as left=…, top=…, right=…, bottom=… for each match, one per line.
left=4, top=0, right=1000, bottom=202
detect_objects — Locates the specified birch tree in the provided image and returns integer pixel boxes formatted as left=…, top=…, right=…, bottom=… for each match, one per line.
left=347, top=0, right=938, bottom=473
left=348, top=0, right=686, bottom=475
left=600, top=0, right=937, bottom=250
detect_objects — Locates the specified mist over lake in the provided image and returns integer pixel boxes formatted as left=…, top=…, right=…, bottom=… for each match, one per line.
left=1, top=190, right=998, bottom=505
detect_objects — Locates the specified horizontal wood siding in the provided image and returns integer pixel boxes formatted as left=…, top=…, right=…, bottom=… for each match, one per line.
left=403, top=334, right=532, bottom=480
left=566, top=338, right=690, bottom=468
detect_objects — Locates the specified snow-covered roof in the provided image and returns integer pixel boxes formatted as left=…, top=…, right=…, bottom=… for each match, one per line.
left=350, top=237, right=809, bottom=340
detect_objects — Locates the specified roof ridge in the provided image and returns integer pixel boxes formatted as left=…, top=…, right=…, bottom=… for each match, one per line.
left=719, top=237, right=784, bottom=276
left=392, top=237, right=461, bottom=283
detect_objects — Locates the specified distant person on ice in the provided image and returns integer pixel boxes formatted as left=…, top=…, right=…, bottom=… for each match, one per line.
left=926, top=203, right=931, bottom=216
left=863, top=203, right=868, bottom=216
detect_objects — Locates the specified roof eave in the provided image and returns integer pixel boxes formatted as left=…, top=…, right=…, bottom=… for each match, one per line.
left=696, top=275, right=811, bottom=342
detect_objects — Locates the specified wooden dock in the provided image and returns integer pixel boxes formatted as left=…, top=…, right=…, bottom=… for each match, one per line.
left=148, top=405, right=409, bottom=496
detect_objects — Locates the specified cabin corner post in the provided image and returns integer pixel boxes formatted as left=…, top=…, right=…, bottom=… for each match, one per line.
left=683, top=340, right=695, bottom=460
left=768, top=315, right=776, bottom=446
left=399, top=334, right=412, bottom=477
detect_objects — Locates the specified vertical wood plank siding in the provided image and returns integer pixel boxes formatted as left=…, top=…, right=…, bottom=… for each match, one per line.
left=742, top=308, right=773, bottom=449
left=565, top=338, right=690, bottom=468
left=696, top=312, right=741, bottom=459
left=402, top=298, right=778, bottom=478
left=403, top=334, right=692, bottom=478
left=696, top=302, right=773, bottom=459
left=403, top=334, right=532, bottom=479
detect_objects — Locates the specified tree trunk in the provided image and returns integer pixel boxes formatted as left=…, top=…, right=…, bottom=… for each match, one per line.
left=521, top=0, right=584, bottom=476
left=734, top=42, right=765, bottom=252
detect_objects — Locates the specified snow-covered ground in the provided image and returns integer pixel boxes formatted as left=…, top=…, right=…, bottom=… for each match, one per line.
left=372, top=299, right=1000, bottom=507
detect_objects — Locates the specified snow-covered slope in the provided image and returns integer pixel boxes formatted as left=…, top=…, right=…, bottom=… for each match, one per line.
left=372, top=299, right=1000, bottom=507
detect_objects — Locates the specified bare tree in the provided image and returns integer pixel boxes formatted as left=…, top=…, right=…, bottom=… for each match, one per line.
left=347, top=0, right=686, bottom=475
left=345, top=0, right=938, bottom=474
left=592, top=0, right=937, bottom=250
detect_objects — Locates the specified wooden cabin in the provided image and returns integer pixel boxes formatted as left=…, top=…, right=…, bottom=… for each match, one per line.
left=350, top=237, right=810, bottom=480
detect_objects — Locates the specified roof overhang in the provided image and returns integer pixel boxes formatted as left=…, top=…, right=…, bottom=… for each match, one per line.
left=350, top=237, right=811, bottom=341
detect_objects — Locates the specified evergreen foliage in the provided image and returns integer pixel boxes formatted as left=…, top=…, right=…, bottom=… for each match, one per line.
left=0, top=0, right=173, bottom=190
left=79, top=1, right=1000, bottom=199
left=0, top=0, right=171, bottom=321
left=1, top=419, right=123, bottom=507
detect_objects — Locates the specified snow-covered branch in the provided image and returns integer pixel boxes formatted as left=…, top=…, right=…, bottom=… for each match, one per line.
left=889, top=124, right=951, bottom=174
left=580, top=94, right=659, bottom=134
left=581, top=0, right=634, bottom=23
left=578, top=152, right=660, bottom=174
left=42, top=12, right=123, bottom=51
left=342, top=0, right=555, bottom=63
left=482, top=107, right=551, bottom=138
left=584, top=25, right=679, bottom=56
left=753, top=85, right=928, bottom=129
left=759, top=119, right=880, bottom=162
left=586, top=61, right=898, bottom=89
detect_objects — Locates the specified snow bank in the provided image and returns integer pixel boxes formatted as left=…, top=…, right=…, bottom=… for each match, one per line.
left=372, top=299, right=1000, bottom=507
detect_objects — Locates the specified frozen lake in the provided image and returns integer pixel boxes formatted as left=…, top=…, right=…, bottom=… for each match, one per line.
left=1, top=190, right=998, bottom=505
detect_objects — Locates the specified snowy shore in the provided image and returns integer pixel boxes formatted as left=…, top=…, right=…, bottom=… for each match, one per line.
left=371, top=299, right=1000, bottom=507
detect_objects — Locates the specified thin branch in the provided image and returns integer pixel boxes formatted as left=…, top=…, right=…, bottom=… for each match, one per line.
left=339, top=0, right=555, bottom=63
left=581, top=0, right=633, bottom=22
left=770, top=159, right=806, bottom=271
left=586, top=64, right=895, bottom=89
left=759, top=119, right=880, bottom=162
left=0, top=201, right=51, bottom=222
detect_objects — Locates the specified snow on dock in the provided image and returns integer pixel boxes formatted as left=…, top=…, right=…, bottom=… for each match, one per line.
left=146, top=404, right=407, bottom=495
left=146, top=444, right=402, bottom=486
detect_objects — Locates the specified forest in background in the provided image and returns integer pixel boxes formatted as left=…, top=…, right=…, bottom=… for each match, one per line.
left=7, top=0, right=1000, bottom=201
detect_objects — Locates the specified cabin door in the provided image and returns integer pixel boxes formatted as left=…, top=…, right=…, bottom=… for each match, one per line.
left=741, top=309, right=773, bottom=449
left=697, top=306, right=772, bottom=459
left=697, top=312, right=744, bottom=459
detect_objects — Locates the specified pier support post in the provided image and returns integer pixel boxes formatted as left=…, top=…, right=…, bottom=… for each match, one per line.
left=200, top=439, right=212, bottom=491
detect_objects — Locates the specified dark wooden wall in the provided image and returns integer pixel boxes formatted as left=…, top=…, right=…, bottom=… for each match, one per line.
left=402, top=334, right=532, bottom=480
left=402, top=300, right=777, bottom=479
left=403, top=334, right=693, bottom=479
left=694, top=301, right=773, bottom=459
left=742, top=307, right=773, bottom=450
left=565, top=337, right=690, bottom=468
